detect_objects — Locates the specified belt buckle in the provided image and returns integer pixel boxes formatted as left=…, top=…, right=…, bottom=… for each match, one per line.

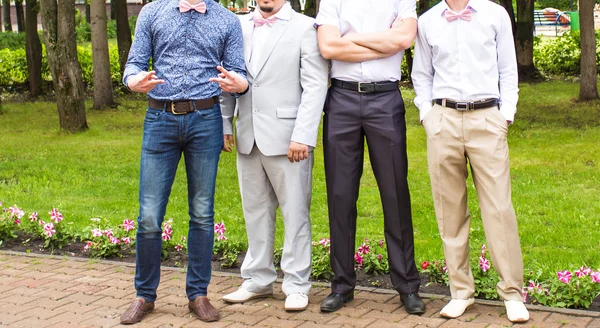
left=455, top=102, right=471, bottom=111
left=171, top=102, right=185, bottom=115
left=357, top=82, right=374, bottom=93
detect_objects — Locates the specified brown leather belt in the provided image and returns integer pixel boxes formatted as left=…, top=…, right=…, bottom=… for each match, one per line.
left=434, top=98, right=499, bottom=111
left=148, top=97, right=218, bottom=114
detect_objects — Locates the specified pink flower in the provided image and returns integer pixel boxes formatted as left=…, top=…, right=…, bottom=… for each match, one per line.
left=214, top=222, right=226, bottom=235
left=9, top=205, right=25, bottom=219
left=43, top=223, right=55, bottom=237
left=122, top=219, right=135, bottom=232
left=557, top=270, right=572, bottom=284
left=49, top=208, right=63, bottom=223
left=217, top=234, right=227, bottom=241
left=121, top=237, right=131, bottom=245
left=479, top=256, right=490, bottom=272
left=84, top=241, right=92, bottom=252
left=14, top=218, right=21, bottom=225
left=358, top=243, right=370, bottom=254
left=443, top=266, right=448, bottom=273
left=575, top=266, right=591, bottom=277
left=175, top=244, right=183, bottom=251
left=91, top=229, right=103, bottom=237
left=364, top=238, right=369, bottom=243
left=590, top=271, right=600, bottom=283
left=378, top=240, right=385, bottom=247
left=481, top=244, right=487, bottom=256
left=319, top=238, right=330, bottom=246
left=522, top=290, right=527, bottom=303
left=376, top=254, right=383, bottom=261
left=421, top=261, right=431, bottom=270
left=109, top=236, right=121, bottom=244
left=354, top=252, right=363, bottom=266
left=29, top=212, right=39, bottom=222
left=162, top=228, right=173, bottom=241
left=103, top=229, right=114, bottom=238
left=181, top=236, right=186, bottom=241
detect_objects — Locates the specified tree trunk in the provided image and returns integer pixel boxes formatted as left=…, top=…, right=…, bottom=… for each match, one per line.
left=86, top=2, right=91, bottom=24
left=290, top=0, right=300, bottom=12
left=114, top=0, right=131, bottom=80
left=417, top=0, right=429, bottom=15
left=2, top=0, right=12, bottom=31
left=25, top=0, right=43, bottom=96
left=90, top=0, right=115, bottom=109
left=0, top=2, right=3, bottom=32
left=304, top=0, right=317, bottom=18
left=40, top=0, right=88, bottom=132
left=15, top=0, right=25, bottom=32
left=515, top=0, right=539, bottom=82
left=579, top=0, right=599, bottom=101
left=110, top=0, right=116, bottom=20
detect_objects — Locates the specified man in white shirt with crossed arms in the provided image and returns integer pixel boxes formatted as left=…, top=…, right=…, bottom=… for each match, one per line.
left=411, top=0, right=529, bottom=323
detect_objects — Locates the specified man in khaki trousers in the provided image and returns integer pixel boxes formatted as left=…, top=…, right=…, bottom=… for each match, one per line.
left=411, top=0, right=529, bottom=323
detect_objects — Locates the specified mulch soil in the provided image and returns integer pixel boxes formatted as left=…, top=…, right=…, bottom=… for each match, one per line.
left=1, top=235, right=598, bottom=312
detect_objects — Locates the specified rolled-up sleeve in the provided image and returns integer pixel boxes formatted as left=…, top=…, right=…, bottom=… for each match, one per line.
left=122, top=6, right=153, bottom=87
left=396, top=0, right=417, bottom=20
left=315, top=0, right=340, bottom=27
left=221, top=18, right=246, bottom=79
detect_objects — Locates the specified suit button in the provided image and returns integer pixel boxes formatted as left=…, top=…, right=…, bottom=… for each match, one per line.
left=253, top=84, right=258, bottom=88
left=253, top=109, right=258, bottom=113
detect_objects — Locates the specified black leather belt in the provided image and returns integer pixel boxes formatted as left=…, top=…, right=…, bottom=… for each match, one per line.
left=331, top=78, right=398, bottom=93
left=148, top=97, right=218, bottom=114
left=434, top=98, right=499, bottom=111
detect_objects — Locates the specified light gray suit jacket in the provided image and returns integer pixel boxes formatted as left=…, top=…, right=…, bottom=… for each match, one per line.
left=220, top=10, right=329, bottom=156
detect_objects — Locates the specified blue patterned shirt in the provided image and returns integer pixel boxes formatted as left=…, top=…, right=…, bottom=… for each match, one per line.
left=123, top=0, right=246, bottom=101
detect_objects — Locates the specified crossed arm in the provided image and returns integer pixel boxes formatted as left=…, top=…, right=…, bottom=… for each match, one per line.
left=317, top=17, right=417, bottom=62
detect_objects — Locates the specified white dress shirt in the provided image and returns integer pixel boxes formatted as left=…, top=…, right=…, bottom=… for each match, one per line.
left=315, top=0, right=417, bottom=82
left=249, top=2, right=292, bottom=73
left=411, top=0, right=518, bottom=122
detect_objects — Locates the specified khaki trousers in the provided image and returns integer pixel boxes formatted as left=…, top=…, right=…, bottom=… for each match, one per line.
left=423, top=104, right=523, bottom=301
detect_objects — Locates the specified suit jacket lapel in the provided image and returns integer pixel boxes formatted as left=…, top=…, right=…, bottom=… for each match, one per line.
left=242, top=18, right=255, bottom=78
left=252, top=14, right=293, bottom=78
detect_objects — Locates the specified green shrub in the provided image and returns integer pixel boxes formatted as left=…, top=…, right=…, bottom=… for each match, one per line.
left=107, top=20, right=117, bottom=39
left=534, top=30, right=600, bottom=76
left=0, top=32, right=26, bottom=50
left=0, top=44, right=122, bottom=88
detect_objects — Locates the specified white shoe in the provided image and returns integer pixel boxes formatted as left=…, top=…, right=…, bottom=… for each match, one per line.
left=222, top=287, right=272, bottom=303
left=284, top=293, right=309, bottom=311
left=440, top=298, right=475, bottom=318
left=505, top=300, right=529, bottom=323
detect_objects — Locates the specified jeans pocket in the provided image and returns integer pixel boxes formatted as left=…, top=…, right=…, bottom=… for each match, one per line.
left=144, top=108, right=162, bottom=123
left=196, top=105, right=221, bottom=120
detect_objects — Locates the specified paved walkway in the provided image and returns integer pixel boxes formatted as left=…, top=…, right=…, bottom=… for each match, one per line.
left=0, top=251, right=599, bottom=328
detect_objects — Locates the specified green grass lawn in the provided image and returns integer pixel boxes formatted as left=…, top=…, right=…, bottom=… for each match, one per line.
left=1, top=81, right=599, bottom=276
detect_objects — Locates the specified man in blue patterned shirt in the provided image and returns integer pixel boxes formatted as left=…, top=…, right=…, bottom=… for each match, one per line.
left=119, top=0, right=247, bottom=324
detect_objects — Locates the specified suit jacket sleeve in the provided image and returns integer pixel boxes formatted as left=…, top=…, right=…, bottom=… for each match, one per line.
left=291, top=26, right=329, bottom=147
left=220, top=92, right=237, bottom=135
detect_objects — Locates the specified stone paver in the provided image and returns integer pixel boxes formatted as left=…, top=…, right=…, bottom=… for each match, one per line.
left=0, top=251, right=599, bottom=328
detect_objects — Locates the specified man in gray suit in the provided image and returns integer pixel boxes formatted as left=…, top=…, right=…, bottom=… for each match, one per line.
left=215, top=0, right=328, bottom=311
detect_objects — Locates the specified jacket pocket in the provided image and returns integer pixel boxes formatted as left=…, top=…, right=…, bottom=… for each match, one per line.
left=276, top=107, right=298, bottom=119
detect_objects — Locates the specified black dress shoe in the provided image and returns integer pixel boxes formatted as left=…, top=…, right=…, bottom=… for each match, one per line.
left=400, top=293, right=426, bottom=315
left=320, top=292, right=354, bottom=312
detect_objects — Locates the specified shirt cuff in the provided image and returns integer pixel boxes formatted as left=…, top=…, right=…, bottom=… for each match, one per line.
left=499, top=104, right=516, bottom=123
left=419, top=101, right=433, bottom=122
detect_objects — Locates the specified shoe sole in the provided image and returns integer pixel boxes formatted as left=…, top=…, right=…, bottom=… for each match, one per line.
left=285, top=304, right=309, bottom=311
left=222, top=293, right=272, bottom=303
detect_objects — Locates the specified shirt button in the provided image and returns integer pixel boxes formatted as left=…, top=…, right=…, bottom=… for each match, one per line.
left=185, top=72, right=188, bottom=76
left=253, top=109, right=258, bottom=113
left=184, top=90, right=188, bottom=94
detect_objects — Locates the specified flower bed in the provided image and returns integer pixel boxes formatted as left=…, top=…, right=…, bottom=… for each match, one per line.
left=1, top=201, right=599, bottom=311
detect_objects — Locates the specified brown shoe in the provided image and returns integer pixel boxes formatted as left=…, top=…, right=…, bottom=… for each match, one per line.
left=120, top=297, right=155, bottom=324
left=188, top=296, right=220, bottom=322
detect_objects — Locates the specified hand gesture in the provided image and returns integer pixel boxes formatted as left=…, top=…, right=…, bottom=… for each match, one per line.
left=208, top=66, right=249, bottom=94
left=288, top=141, right=309, bottom=163
left=223, top=134, right=235, bottom=152
left=127, top=71, right=165, bottom=93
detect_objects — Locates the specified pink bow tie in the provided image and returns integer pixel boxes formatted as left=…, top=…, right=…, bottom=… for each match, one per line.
left=179, top=0, right=206, bottom=13
left=253, top=15, right=277, bottom=27
left=445, top=8, right=472, bottom=22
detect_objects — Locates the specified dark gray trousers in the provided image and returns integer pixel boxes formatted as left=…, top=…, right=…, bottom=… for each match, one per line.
left=323, top=85, right=421, bottom=295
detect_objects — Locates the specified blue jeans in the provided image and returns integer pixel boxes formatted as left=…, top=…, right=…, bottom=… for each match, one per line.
left=134, top=103, right=223, bottom=303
